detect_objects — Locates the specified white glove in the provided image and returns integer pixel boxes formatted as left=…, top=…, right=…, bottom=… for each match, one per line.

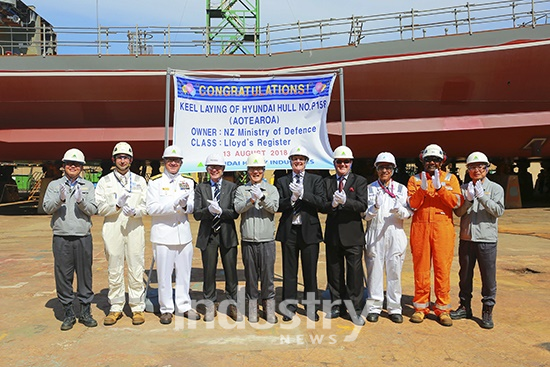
left=375, top=190, right=384, bottom=209
left=465, top=181, right=475, bottom=201
left=117, top=193, right=129, bottom=208
left=432, top=169, right=441, bottom=190
left=59, top=184, right=67, bottom=202
left=421, top=171, right=428, bottom=191
left=331, top=191, right=340, bottom=208
left=289, top=182, right=303, bottom=200
left=474, top=180, right=484, bottom=198
left=74, top=184, right=83, bottom=203
left=389, top=199, right=401, bottom=214
left=207, top=200, right=222, bottom=215
left=251, top=185, right=263, bottom=201
left=334, top=190, right=346, bottom=205
left=122, top=205, right=136, bottom=217
left=174, top=191, right=190, bottom=209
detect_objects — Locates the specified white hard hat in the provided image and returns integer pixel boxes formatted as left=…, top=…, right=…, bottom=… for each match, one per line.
left=62, top=148, right=86, bottom=164
left=288, top=146, right=310, bottom=161
left=247, top=153, right=266, bottom=167
left=374, top=152, right=396, bottom=167
left=421, top=144, right=445, bottom=160
left=112, top=142, right=133, bottom=157
left=466, top=151, right=489, bottom=165
left=205, top=153, right=225, bottom=166
left=162, top=145, right=184, bottom=159
left=333, top=145, right=354, bottom=160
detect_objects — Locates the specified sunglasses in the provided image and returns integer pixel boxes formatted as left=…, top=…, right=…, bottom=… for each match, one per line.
left=335, top=159, right=351, bottom=165
left=376, top=165, right=394, bottom=171
left=424, top=156, right=443, bottom=163
left=64, top=161, right=82, bottom=167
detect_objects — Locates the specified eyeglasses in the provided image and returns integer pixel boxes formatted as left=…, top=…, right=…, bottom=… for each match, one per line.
left=424, top=156, right=442, bottom=163
left=376, top=165, right=394, bottom=171
left=335, top=159, right=351, bottom=165
left=207, top=165, right=224, bottom=171
left=291, top=156, right=307, bottom=162
left=467, top=163, right=487, bottom=171
left=249, top=167, right=264, bottom=172
left=115, top=155, right=131, bottom=160
left=64, top=161, right=82, bottom=167
left=165, top=157, right=182, bottom=163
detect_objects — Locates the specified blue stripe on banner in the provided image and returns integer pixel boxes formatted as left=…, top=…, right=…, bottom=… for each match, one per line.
left=176, top=75, right=334, bottom=101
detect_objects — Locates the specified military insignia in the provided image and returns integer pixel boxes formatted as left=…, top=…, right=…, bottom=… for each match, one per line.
left=180, top=181, right=190, bottom=190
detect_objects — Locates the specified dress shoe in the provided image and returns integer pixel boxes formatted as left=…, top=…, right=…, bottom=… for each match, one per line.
left=204, top=304, right=217, bottom=322
left=227, top=304, right=243, bottom=322
left=132, top=311, right=145, bottom=325
left=366, top=313, right=379, bottom=323
left=184, top=309, right=201, bottom=320
left=351, top=314, right=366, bottom=326
left=325, top=307, right=341, bottom=319
left=438, top=312, right=453, bottom=327
left=307, top=310, right=320, bottom=322
left=282, top=313, right=294, bottom=322
left=159, top=312, right=173, bottom=325
left=450, top=305, right=473, bottom=320
left=104, top=311, right=123, bottom=326
left=410, top=311, right=425, bottom=323
left=389, top=314, right=403, bottom=324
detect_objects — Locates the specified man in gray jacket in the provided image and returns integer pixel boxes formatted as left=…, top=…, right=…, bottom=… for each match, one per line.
left=451, top=151, right=505, bottom=329
left=43, top=148, right=99, bottom=331
left=235, top=153, right=279, bottom=324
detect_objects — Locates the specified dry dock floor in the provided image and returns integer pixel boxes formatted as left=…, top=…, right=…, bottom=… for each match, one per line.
left=1, top=208, right=549, bottom=367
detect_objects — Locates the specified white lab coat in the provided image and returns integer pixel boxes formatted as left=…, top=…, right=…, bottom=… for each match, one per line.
left=363, top=179, right=411, bottom=315
left=95, top=171, right=147, bottom=312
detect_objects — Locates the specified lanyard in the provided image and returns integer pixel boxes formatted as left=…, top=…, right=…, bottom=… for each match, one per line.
left=378, top=179, right=396, bottom=198
left=114, top=172, right=132, bottom=193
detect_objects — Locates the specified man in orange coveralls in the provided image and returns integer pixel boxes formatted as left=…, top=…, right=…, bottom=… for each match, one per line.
left=407, top=144, right=463, bottom=327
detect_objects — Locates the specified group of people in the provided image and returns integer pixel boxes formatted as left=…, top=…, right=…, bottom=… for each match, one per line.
left=43, top=141, right=504, bottom=331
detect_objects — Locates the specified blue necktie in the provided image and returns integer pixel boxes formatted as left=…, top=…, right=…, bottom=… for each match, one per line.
left=212, top=183, right=221, bottom=233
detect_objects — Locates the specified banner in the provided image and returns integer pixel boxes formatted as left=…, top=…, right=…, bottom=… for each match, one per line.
left=173, top=73, right=336, bottom=172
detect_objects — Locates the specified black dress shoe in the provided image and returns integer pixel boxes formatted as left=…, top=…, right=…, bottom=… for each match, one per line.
left=450, top=305, right=472, bottom=320
left=307, top=311, right=320, bottom=322
left=325, top=307, right=340, bottom=319
left=389, top=314, right=403, bottom=323
left=351, top=314, right=366, bottom=326
left=282, top=313, right=294, bottom=322
left=366, top=313, right=379, bottom=323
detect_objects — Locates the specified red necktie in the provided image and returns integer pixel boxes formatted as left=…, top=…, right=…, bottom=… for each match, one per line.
left=339, top=177, right=344, bottom=192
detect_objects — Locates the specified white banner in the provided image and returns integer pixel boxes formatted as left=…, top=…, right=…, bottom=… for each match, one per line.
left=173, top=73, right=336, bottom=172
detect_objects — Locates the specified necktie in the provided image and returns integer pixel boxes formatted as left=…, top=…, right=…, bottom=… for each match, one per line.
left=120, top=174, right=127, bottom=186
left=339, top=177, right=345, bottom=192
left=212, top=183, right=221, bottom=233
left=293, top=175, right=302, bottom=215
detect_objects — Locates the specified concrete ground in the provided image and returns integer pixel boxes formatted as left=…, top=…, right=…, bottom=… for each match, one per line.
left=0, top=208, right=549, bottom=367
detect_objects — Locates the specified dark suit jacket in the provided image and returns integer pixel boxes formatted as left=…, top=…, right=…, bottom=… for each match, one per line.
left=193, top=180, right=239, bottom=250
left=321, top=172, right=368, bottom=247
left=275, top=171, right=325, bottom=244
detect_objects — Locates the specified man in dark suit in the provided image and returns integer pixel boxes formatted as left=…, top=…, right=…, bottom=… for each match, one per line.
left=193, top=153, right=242, bottom=322
left=322, top=145, right=368, bottom=326
left=275, top=146, right=325, bottom=322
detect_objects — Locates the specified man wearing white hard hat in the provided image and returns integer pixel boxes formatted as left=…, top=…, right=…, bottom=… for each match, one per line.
left=451, top=152, right=504, bottom=329
left=275, top=146, right=325, bottom=322
left=363, top=152, right=411, bottom=324
left=95, top=142, right=148, bottom=326
left=321, top=145, right=368, bottom=326
left=193, top=153, right=242, bottom=322
left=43, top=148, right=98, bottom=331
left=234, top=153, right=279, bottom=324
left=407, top=143, right=463, bottom=327
left=146, top=145, right=200, bottom=324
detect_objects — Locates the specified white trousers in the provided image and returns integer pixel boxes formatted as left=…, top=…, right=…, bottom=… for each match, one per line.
left=365, top=230, right=407, bottom=315
left=103, top=224, right=145, bottom=313
left=154, top=242, right=193, bottom=314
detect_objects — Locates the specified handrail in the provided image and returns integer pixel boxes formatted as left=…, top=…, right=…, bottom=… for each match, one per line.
left=0, top=0, right=549, bottom=56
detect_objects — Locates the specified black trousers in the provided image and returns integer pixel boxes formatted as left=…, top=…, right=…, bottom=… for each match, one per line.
left=326, top=241, right=364, bottom=312
left=457, top=239, right=497, bottom=307
left=281, top=225, right=319, bottom=313
left=201, top=231, right=238, bottom=302
left=52, top=234, right=94, bottom=306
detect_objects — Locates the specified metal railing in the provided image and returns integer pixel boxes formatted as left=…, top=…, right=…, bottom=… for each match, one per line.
left=0, top=0, right=549, bottom=57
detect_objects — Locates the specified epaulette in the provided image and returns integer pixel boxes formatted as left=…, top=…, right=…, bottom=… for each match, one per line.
left=150, top=174, right=163, bottom=180
left=180, top=173, right=194, bottom=180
